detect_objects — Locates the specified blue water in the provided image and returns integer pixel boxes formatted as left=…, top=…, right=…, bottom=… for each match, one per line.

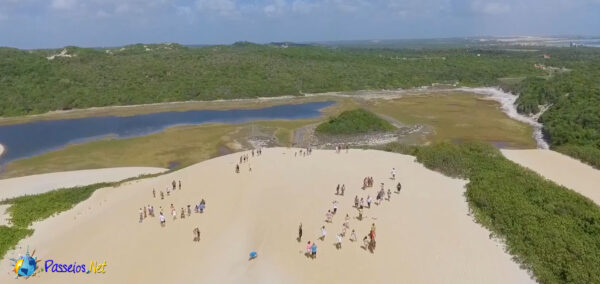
left=0, top=101, right=335, bottom=164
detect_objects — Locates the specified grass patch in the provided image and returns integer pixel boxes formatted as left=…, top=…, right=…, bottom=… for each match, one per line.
left=367, top=93, right=536, bottom=148
left=0, top=226, right=33, bottom=260
left=316, top=108, right=395, bottom=135
left=381, top=142, right=600, bottom=283
left=0, top=183, right=111, bottom=228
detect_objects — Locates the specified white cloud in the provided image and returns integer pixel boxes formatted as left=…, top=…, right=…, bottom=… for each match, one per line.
left=471, top=1, right=511, bottom=15
left=263, top=0, right=286, bottom=16
left=51, top=0, right=78, bottom=10
left=292, top=0, right=320, bottom=13
left=195, top=0, right=238, bottom=16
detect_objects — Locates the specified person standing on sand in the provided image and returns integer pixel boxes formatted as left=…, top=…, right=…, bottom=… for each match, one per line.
left=139, top=208, right=143, bottom=223
left=336, top=184, right=340, bottom=195
left=160, top=191, right=164, bottom=200
left=193, top=227, right=201, bottom=242
left=326, top=210, right=333, bottom=223
left=320, top=226, right=327, bottom=241
left=387, top=189, right=392, bottom=201
left=153, top=188, right=156, bottom=198
left=179, top=180, right=182, bottom=190
left=311, top=242, right=317, bottom=259
left=367, top=195, right=372, bottom=208
left=187, top=205, right=191, bottom=217
left=166, top=186, right=170, bottom=196
left=172, top=208, right=177, bottom=220
left=159, top=212, right=166, bottom=227
left=359, top=198, right=364, bottom=209
left=341, top=184, right=345, bottom=196
left=172, top=180, right=176, bottom=191
left=397, top=182, right=402, bottom=193
left=298, top=223, right=303, bottom=241
left=333, top=201, right=338, bottom=214
left=350, top=229, right=357, bottom=242
left=354, top=196, right=359, bottom=208
left=391, top=168, right=397, bottom=180
left=306, top=241, right=312, bottom=255
left=236, top=164, right=240, bottom=173
left=180, top=208, right=185, bottom=219
left=143, top=207, right=147, bottom=218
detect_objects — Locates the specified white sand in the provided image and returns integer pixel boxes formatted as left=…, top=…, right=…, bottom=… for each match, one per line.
left=502, top=149, right=600, bottom=204
left=0, top=167, right=167, bottom=200
left=1, top=149, right=533, bottom=283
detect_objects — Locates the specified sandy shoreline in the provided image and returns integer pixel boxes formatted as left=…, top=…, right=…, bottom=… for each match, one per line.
left=502, top=149, right=600, bottom=204
left=2, top=148, right=533, bottom=283
left=0, top=167, right=167, bottom=201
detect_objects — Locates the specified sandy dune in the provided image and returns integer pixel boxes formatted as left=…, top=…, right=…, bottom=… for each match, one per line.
left=1, top=149, right=533, bottom=283
left=0, top=167, right=167, bottom=200
left=502, top=149, right=600, bottom=204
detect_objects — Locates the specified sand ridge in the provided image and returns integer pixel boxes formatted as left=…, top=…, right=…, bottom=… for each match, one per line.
left=502, top=149, right=600, bottom=205
left=0, top=167, right=167, bottom=200
left=1, top=148, right=533, bottom=283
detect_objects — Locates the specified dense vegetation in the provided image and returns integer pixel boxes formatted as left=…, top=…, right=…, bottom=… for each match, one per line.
left=1, top=42, right=599, bottom=166
left=0, top=43, right=544, bottom=117
left=504, top=48, right=600, bottom=167
left=315, top=109, right=395, bottom=135
left=381, top=142, right=600, bottom=283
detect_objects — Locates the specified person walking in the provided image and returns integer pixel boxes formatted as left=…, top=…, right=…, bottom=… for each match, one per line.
left=298, top=223, right=303, bottom=241
left=159, top=212, right=166, bottom=227
left=320, top=226, right=327, bottom=241
left=193, top=227, right=201, bottom=242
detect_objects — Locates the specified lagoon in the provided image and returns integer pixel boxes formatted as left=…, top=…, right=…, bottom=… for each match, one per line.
left=0, top=101, right=335, bottom=164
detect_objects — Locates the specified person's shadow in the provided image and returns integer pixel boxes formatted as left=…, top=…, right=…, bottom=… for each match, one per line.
left=296, top=236, right=302, bottom=243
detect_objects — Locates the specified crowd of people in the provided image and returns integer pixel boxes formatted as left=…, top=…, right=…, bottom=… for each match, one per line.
left=139, top=178, right=210, bottom=242
left=301, top=165, right=403, bottom=258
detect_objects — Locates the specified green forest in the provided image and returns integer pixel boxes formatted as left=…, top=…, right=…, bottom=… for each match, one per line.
left=1, top=42, right=599, bottom=165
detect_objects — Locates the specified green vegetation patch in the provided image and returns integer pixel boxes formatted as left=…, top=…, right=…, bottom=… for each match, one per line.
left=381, top=142, right=600, bottom=283
left=0, top=226, right=33, bottom=260
left=0, top=183, right=111, bottom=228
left=0, top=183, right=108, bottom=259
left=0, top=171, right=166, bottom=259
left=316, top=109, right=395, bottom=135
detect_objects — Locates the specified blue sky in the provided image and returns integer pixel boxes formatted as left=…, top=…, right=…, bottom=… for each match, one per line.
left=0, top=0, right=599, bottom=49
